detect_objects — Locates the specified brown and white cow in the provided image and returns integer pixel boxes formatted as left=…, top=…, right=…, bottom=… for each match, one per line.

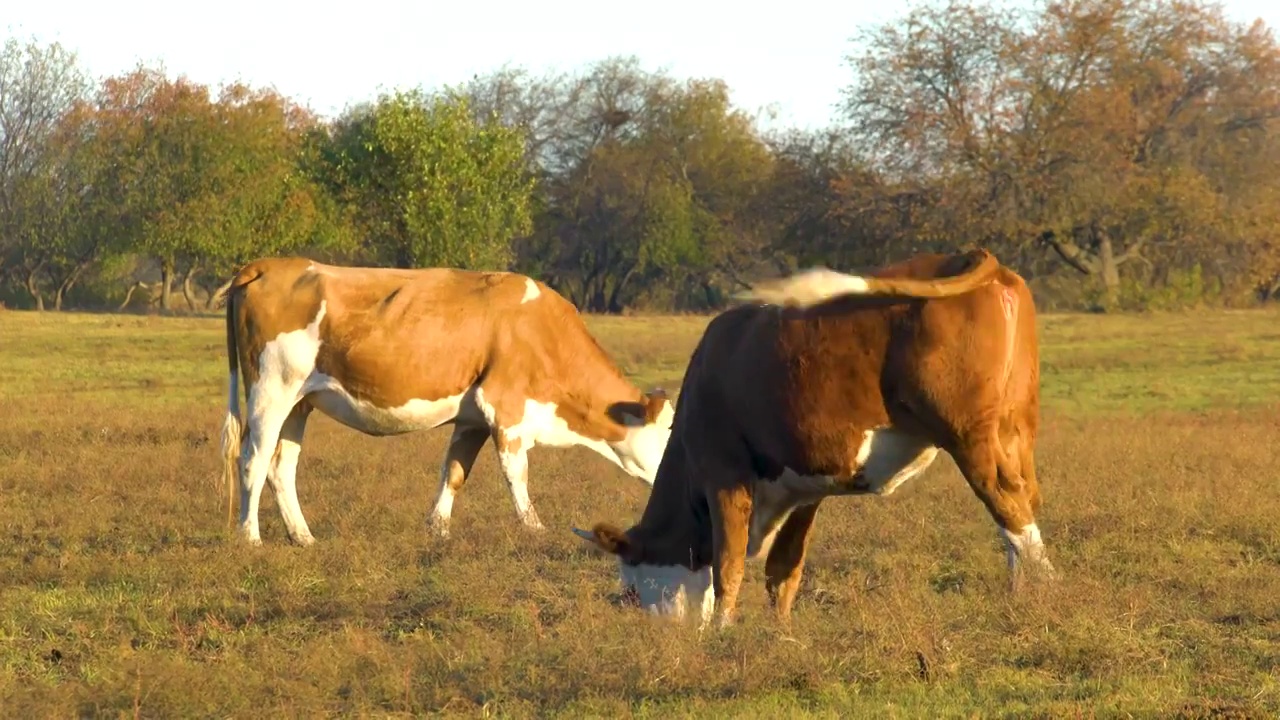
left=217, top=257, right=674, bottom=546
left=573, top=249, right=1057, bottom=629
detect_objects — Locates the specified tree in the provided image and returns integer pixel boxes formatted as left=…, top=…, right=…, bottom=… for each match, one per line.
left=841, top=0, right=1280, bottom=307
left=0, top=37, right=90, bottom=309
left=56, top=67, right=350, bottom=310
left=501, top=58, right=776, bottom=311
left=319, top=88, right=534, bottom=270
left=178, top=82, right=354, bottom=308
left=24, top=97, right=126, bottom=310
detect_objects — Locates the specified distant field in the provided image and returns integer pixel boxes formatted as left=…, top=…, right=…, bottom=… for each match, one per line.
left=1, top=308, right=1279, bottom=717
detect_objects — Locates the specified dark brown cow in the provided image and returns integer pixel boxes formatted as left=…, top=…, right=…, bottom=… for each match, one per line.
left=218, top=257, right=673, bottom=546
left=574, top=249, right=1057, bottom=628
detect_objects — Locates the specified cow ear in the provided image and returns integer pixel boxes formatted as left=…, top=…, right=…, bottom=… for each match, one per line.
left=572, top=523, right=635, bottom=558
left=607, top=390, right=671, bottom=428
left=643, top=388, right=670, bottom=423
left=606, top=401, right=648, bottom=428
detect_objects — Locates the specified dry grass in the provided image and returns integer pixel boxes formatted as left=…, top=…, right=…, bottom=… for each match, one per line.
left=2, top=308, right=1280, bottom=717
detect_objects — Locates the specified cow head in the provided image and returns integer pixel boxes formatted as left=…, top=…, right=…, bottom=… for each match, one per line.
left=605, top=388, right=674, bottom=484
left=572, top=523, right=715, bottom=625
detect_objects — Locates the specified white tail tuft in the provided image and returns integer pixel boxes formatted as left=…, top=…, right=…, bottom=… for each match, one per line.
left=221, top=283, right=243, bottom=532
left=221, top=374, right=242, bottom=530
left=734, top=267, right=873, bottom=309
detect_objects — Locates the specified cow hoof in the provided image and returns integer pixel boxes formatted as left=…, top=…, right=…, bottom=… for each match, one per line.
left=1008, top=565, right=1059, bottom=593
left=428, top=517, right=451, bottom=539
left=290, top=533, right=317, bottom=547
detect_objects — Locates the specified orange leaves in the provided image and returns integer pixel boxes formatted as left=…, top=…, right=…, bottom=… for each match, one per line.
left=838, top=0, right=1280, bottom=293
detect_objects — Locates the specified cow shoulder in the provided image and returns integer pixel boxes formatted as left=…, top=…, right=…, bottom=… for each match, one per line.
left=673, top=305, right=778, bottom=451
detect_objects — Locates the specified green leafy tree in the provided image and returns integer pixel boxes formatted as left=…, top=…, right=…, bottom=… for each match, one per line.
left=60, top=67, right=349, bottom=310
left=500, top=58, right=775, bottom=311
left=321, top=88, right=534, bottom=270
left=0, top=37, right=90, bottom=309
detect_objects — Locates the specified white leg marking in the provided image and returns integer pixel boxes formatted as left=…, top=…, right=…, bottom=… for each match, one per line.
left=239, top=303, right=326, bottom=545
left=267, top=407, right=314, bottom=546
left=521, top=277, right=540, bottom=303
left=496, top=444, right=542, bottom=530
left=473, top=389, right=619, bottom=530
left=239, top=398, right=293, bottom=545
left=467, top=388, right=670, bottom=532
left=1000, top=522, right=1057, bottom=581
left=429, top=425, right=489, bottom=537
left=432, top=484, right=456, bottom=533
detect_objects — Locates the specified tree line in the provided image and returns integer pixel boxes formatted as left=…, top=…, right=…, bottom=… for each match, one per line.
left=3, top=0, right=1278, bottom=314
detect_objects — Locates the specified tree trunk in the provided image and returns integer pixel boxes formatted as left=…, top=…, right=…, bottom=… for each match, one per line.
left=205, top=277, right=234, bottom=311
left=182, top=265, right=200, bottom=312
left=590, top=286, right=606, bottom=313
left=394, top=244, right=414, bottom=269
left=607, top=281, right=623, bottom=314
left=25, top=269, right=45, bottom=311
left=119, top=281, right=147, bottom=311
left=160, top=261, right=175, bottom=312
left=1097, top=229, right=1121, bottom=308
left=702, top=280, right=718, bottom=309
left=606, top=267, right=638, bottom=314
left=1267, top=275, right=1280, bottom=303
left=54, top=263, right=89, bottom=311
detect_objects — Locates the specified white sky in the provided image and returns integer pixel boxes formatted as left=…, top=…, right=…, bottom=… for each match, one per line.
left=5, top=0, right=1278, bottom=130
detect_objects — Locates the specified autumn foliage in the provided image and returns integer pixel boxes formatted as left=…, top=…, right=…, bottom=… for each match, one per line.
left=2, top=0, right=1278, bottom=312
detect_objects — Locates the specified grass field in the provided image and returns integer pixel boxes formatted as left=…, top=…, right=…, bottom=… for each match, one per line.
left=2, top=307, right=1280, bottom=718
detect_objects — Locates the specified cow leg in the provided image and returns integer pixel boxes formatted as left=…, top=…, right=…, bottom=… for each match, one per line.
left=239, top=391, right=299, bottom=545
left=708, top=479, right=754, bottom=628
left=1007, top=430, right=1051, bottom=579
left=951, top=429, right=1056, bottom=590
left=266, top=402, right=315, bottom=546
left=428, top=425, right=490, bottom=538
left=1015, top=433, right=1043, bottom=516
left=764, top=500, right=821, bottom=631
left=492, top=430, right=543, bottom=531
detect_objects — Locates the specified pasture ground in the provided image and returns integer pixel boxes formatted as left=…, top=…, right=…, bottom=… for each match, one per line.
left=2, top=308, right=1280, bottom=718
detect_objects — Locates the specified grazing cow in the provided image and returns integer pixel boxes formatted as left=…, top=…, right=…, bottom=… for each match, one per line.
left=573, top=249, right=1057, bottom=629
left=218, top=257, right=674, bottom=546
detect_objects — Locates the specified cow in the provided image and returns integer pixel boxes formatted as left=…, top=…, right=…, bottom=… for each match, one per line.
left=572, top=248, right=1057, bottom=630
left=217, top=257, right=674, bottom=546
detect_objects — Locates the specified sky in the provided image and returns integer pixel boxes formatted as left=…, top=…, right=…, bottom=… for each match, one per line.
left=5, top=0, right=1279, bottom=131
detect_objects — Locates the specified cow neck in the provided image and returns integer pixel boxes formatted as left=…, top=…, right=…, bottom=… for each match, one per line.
left=553, top=330, right=650, bottom=441
left=629, top=437, right=707, bottom=569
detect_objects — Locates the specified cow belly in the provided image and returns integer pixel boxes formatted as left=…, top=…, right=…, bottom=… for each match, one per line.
left=748, top=427, right=939, bottom=558
left=853, top=427, right=940, bottom=496
left=303, top=373, right=469, bottom=436
left=775, top=427, right=939, bottom=501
